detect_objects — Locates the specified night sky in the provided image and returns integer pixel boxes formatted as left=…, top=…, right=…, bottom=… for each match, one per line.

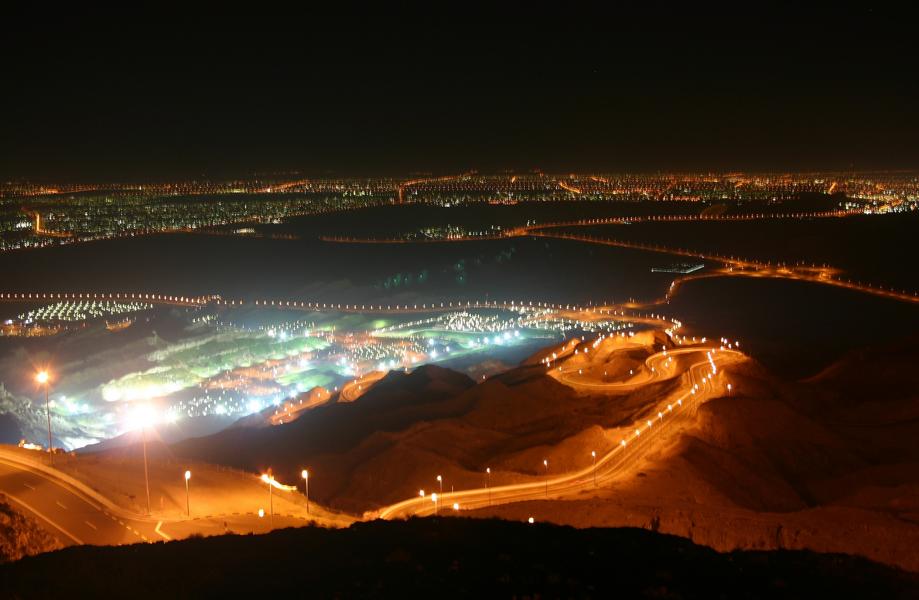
left=3, top=6, right=917, bottom=180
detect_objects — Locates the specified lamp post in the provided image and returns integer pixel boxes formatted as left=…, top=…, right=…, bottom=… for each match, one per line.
left=485, top=467, right=491, bottom=506
left=267, top=471, right=274, bottom=526
left=308, top=469, right=310, bottom=514
left=543, top=459, right=549, bottom=498
left=35, top=371, right=52, bottom=463
left=436, top=474, right=443, bottom=495
left=184, top=470, right=191, bottom=516
left=431, top=492, right=438, bottom=515
left=591, top=451, right=597, bottom=487
left=141, top=423, right=151, bottom=515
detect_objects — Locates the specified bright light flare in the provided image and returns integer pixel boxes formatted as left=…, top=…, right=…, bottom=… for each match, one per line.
left=124, top=403, right=158, bottom=431
left=260, top=473, right=297, bottom=491
left=35, top=370, right=49, bottom=384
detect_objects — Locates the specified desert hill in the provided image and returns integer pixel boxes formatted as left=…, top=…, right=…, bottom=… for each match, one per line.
left=470, top=343, right=919, bottom=571
left=103, top=332, right=919, bottom=571
left=167, top=344, right=686, bottom=513
left=168, top=365, right=475, bottom=489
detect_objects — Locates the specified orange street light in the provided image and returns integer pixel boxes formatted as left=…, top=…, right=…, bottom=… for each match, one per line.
left=184, top=470, right=191, bottom=516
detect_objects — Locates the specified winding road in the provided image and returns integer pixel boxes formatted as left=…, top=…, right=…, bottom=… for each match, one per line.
left=376, top=344, right=743, bottom=519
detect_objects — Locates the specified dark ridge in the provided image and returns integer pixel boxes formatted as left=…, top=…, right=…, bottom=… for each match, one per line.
left=167, top=365, right=474, bottom=482
left=2, top=518, right=915, bottom=598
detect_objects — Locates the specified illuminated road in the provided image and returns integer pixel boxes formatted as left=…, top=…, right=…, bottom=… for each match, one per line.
left=0, top=451, right=160, bottom=546
left=339, top=370, right=387, bottom=402
left=375, top=344, right=744, bottom=519
left=319, top=208, right=861, bottom=244
left=549, top=345, right=703, bottom=391
left=0, top=448, right=325, bottom=547
left=0, top=293, right=682, bottom=325
left=318, top=207, right=919, bottom=304
left=532, top=231, right=919, bottom=305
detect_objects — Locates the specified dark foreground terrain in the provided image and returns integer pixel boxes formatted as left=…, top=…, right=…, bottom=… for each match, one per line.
left=1, top=518, right=916, bottom=598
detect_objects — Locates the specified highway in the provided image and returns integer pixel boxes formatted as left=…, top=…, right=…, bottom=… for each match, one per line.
left=0, top=453, right=160, bottom=546
left=0, top=293, right=685, bottom=331
left=318, top=207, right=919, bottom=305
left=0, top=448, right=326, bottom=547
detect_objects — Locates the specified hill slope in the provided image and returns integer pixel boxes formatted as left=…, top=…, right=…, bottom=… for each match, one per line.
left=2, top=519, right=916, bottom=598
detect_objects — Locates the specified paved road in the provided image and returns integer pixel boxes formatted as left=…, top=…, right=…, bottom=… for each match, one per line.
left=376, top=346, right=743, bottom=519
left=0, top=457, right=159, bottom=546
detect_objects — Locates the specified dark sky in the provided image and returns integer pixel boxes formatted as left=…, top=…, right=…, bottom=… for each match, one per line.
left=3, top=6, right=917, bottom=180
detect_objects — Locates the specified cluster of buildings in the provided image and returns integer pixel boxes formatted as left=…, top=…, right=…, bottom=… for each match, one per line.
left=1, top=171, right=915, bottom=252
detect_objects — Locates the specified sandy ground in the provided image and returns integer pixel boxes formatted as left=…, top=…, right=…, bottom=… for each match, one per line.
left=45, top=445, right=353, bottom=527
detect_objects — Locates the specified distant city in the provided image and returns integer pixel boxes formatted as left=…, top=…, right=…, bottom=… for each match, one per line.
left=2, top=171, right=915, bottom=252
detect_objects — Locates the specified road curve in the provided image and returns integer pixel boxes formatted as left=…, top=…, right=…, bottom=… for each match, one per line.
left=375, top=346, right=743, bottom=519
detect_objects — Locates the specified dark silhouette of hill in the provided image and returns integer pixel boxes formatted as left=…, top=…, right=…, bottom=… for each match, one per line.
left=2, top=518, right=916, bottom=598
left=170, top=365, right=474, bottom=485
left=166, top=352, right=678, bottom=513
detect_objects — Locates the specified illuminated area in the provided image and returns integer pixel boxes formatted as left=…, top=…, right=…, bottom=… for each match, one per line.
left=17, top=300, right=152, bottom=323
left=3, top=304, right=635, bottom=449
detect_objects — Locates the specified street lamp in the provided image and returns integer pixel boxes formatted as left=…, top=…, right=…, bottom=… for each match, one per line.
left=436, top=474, right=443, bottom=495
left=591, top=451, right=597, bottom=487
left=543, top=459, right=549, bottom=498
left=308, top=469, right=310, bottom=514
left=431, top=492, right=438, bottom=515
left=261, top=470, right=274, bottom=527
left=35, top=370, right=53, bottom=463
left=184, top=470, right=191, bottom=516
left=130, top=404, right=156, bottom=516
left=485, top=467, right=491, bottom=506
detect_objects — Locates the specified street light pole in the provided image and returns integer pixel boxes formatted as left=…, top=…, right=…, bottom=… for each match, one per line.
left=184, top=470, right=191, bottom=516
left=268, top=472, right=274, bottom=527
left=45, top=382, right=52, bottom=463
left=142, top=425, right=151, bottom=515
left=486, top=468, right=491, bottom=506
left=543, top=459, right=549, bottom=498
left=592, top=451, right=597, bottom=487
left=36, top=371, right=52, bottom=464
left=308, top=469, right=310, bottom=514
